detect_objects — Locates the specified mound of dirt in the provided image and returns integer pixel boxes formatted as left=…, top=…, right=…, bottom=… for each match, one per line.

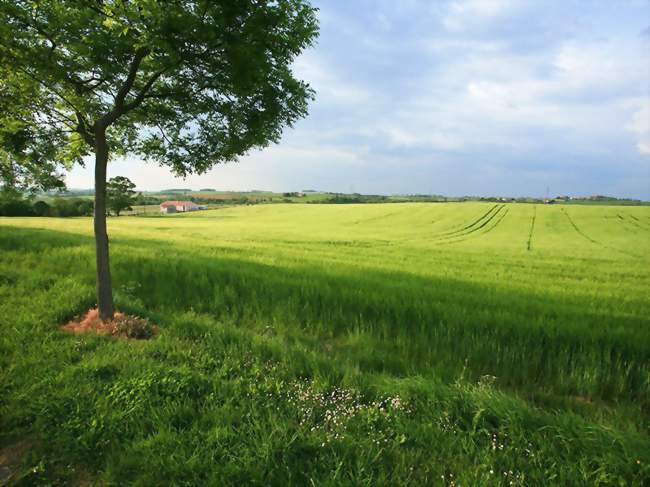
left=61, top=309, right=157, bottom=339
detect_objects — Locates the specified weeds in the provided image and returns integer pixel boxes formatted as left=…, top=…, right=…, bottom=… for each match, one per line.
left=111, top=314, right=156, bottom=339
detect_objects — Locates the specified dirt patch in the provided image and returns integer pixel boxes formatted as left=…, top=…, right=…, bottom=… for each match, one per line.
left=61, top=309, right=158, bottom=340
left=570, top=395, right=594, bottom=405
left=0, top=440, right=32, bottom=485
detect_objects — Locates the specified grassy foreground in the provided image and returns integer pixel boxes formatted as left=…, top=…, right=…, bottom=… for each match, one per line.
left=1, top=202, right=649, bottom=485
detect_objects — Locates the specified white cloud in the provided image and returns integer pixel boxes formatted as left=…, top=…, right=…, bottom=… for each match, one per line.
left=387, top=32, right=649, bottom=158
left=627, top=101, right=650, bottom=155
left=442, top=0, right=524, bottom=31
left=293, top=53, right=372, bottom=106
left=628, top=102, right=650, bottom=135
left=421, top=38, right=508, bottom=54
left=248, top=144, right=367, bottom=166
left=552, top=40, right=644, bottom=92
left=376, top=13, right=392, bottom=31
left=64, top=0, right=650, bottom=197
left=378, top=126, right=464, bottom=151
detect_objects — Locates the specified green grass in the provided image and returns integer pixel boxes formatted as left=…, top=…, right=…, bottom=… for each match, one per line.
left=1, top=202, right=649, bottom=485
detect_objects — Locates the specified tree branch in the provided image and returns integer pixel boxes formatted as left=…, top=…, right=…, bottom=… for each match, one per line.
left=6, top=57, right=84, bottom=116
left=75, top=112, right=95, bottom=146
left=115, top=47, right=150, bottom=105
left=7, top=15, right=108, bottom=97
left=67, top=72, right=110, bottom=95
left=41, top=110, right=77, bottom=131
left=156, top=123, right=174, bottom=147
left=123, top=68, right=169, bottom=112
left=98, top=47, right=150, bottom=127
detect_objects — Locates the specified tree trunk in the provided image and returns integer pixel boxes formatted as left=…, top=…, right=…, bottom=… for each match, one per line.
left=94, top=129, right=115, bottom=321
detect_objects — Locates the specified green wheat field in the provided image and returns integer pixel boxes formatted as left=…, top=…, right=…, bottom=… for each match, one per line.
left=1, top=202, right=649, bottom=485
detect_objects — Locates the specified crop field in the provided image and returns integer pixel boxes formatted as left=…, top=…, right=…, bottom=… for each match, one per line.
left=1, top=202, right=649, bottom=485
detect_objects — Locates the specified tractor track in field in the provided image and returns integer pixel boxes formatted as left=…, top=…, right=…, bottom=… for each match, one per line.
left=397, top=204, right=503, bottom=245
left=561, top=208, right=640, bottom=258
left=352, top=209, right=405, bottom=225
left=561, top=208, right=600, bottom=246
left=432, top=204, right=504, bottom=240
left=619, top=213, right=650, bottom=231
left=477, top=207, right=508, bottom=236
left=627, top=214, right=650, bottom=227
left=527, top=205, right=537, bottom=251
left=627, top=214, right=649, bottom=228
left=433, top=204, right=501, bottom=237
left=436, top=205, right=509, bottom=244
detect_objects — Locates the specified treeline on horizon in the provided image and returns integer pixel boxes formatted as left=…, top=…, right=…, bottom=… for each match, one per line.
left=0, top=195, right=94, bottom=217
left=1, top=190, right=647, bottom=217
left=49, top=188, right=648, bottom=203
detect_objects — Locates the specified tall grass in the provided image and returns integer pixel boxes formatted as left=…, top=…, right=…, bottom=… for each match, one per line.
left=1, top=202, right=649, bottom=484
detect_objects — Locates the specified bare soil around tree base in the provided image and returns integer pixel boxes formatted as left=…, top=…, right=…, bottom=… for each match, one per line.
left=61, top=309, right=157, bottom=339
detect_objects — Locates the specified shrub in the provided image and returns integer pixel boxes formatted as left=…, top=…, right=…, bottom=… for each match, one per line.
left=51, top=198, right=93, bottom=217
left=75, top=199, right=94, bottom=216
left=0, top=197, right=35, bottom=216
left=33, top=200, right=51, bottom=216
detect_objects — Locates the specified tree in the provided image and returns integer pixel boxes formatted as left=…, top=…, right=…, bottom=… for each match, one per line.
left=1, top=148, right=67, bottom=194
left=107, top=176, right=136, bottom=216
left=0, top=1, right=319, bottom=320
left=33, top=200, right=51, bottom=216
left=51, top=197, right=94, bottom=217
left=0, top=191, right=34, bottom=216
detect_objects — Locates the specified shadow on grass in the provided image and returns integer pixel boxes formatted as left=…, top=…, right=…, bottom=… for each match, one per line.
left=2, top=224, right=649, bottom=407
left=0, top=225, right=93, bottom=253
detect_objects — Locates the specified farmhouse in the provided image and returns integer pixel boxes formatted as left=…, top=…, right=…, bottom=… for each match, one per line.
left=160, top=201, right=202, bottom=213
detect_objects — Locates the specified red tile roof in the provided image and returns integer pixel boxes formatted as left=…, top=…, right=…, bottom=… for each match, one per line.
left=160, top=201, right=198, bottom=207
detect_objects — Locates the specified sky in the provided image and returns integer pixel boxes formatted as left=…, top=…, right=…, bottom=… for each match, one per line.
left=66, top=0, right=650, bottom=199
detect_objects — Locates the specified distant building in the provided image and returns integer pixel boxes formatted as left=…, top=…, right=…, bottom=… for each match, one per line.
left=160, top=201, right=202, bottom=213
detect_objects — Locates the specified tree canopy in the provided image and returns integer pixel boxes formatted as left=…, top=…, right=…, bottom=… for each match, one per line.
left=0, top=149, right=66, bottom=194
left=0, top=0, right=319, bottom=175
left=0, top=0, right=319, bottom=320
left=107, top=176, right=136, bottom=216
